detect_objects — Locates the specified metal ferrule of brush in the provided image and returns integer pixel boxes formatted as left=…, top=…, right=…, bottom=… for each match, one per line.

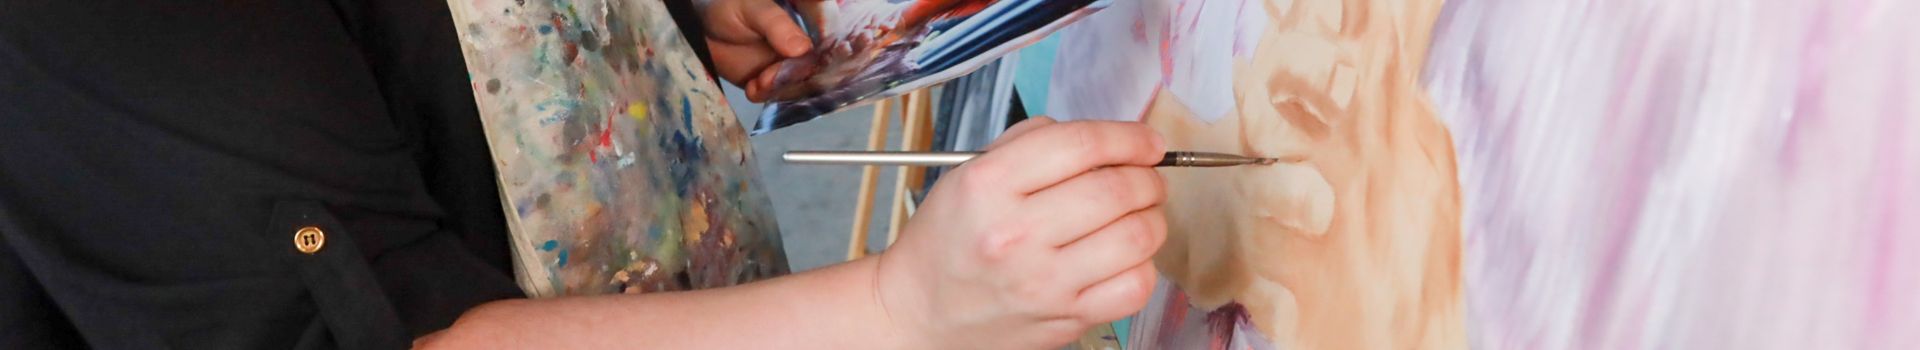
left=1157, top=151, right=1255, bottom=167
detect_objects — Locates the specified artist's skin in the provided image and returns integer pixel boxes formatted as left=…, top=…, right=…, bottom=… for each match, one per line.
left=698, top=0, right=814, bottom=102
left=416, top=2, right=1170, bottom=348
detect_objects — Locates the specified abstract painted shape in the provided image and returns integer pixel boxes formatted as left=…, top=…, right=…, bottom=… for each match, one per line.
left=447, top=0, right=788, bottom=298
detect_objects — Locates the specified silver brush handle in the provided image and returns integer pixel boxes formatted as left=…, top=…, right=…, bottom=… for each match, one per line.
left=782, top=151, right=1274, bottom=168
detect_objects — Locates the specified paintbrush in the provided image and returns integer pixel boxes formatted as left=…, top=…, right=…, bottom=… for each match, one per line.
left=782, top=151, right=1285, bottom=167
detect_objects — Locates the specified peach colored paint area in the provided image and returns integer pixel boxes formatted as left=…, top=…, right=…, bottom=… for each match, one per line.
left=1050, top=0, right=1464, bottom=348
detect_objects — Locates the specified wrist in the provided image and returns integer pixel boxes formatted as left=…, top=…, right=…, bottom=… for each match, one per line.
left=864, top=252, right=936, bottom=349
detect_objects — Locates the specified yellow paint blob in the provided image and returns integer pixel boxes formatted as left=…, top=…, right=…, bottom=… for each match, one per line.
left=683, top=200, right=710, bottom=244
left=628, top=103, right=648, bottom=122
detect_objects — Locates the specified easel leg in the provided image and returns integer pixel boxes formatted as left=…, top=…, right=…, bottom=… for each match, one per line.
left=847, top=98, right=893, bottom=261
left=887, top=90, right=936, bottom=245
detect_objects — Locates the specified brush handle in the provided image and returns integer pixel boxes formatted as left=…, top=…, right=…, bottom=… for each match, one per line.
left=781, top=151, right=1265, bottom=167
left=782, top=151, right=984, bottom=166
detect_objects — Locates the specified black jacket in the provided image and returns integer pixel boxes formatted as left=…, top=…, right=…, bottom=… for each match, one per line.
left=0, top=0, right=715, bottom=348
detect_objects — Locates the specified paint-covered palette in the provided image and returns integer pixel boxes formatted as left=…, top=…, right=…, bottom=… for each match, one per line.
left=446, top=0, right=788, bottom=297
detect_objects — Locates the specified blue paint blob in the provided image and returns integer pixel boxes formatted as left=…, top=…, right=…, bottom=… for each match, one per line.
left=679, top=96, right=694, bottom=130
left=538, top=25, right=554, bottom=34
left=668, top=131, right=704, bottom=164
left=654, top=94, right=674, bottom=127
left=556, top=250, right=570, bottom=267
left=541, top=240, right=560, bottom=251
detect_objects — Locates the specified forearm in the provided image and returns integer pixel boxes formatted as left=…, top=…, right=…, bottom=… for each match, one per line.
left=420, top=257, right=914, bottom=349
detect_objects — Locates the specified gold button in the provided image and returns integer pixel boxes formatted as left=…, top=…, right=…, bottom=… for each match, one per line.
left=293, top=226, right=326, bottom=254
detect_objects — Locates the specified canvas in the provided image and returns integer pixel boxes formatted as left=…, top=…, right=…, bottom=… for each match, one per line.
left=1056, top=0, right=1920, bottom=348
left=1424, top=0, right=1920, bottom=348
left=446, top=0, right=788, bottom=298
left=1047, top=0, right=1464, bottom=348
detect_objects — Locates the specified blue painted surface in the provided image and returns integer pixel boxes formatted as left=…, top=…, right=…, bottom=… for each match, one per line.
left=1013, top=35, right=1061, bottom=116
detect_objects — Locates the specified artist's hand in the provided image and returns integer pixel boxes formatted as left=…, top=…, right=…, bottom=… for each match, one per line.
left=876, top=118, right=1170, bottom=349
left=699, top=0, right=813, bottom=102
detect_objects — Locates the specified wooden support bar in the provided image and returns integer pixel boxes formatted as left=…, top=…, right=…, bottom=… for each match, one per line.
left=846, top=98, right=894, bottom=261
left=887, top=90, right=936, bottom=245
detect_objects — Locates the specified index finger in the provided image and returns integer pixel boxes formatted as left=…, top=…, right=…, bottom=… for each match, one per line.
left=962, top=121, right=1166, bottom=194
left=983, top=116, right=1056, bottom=151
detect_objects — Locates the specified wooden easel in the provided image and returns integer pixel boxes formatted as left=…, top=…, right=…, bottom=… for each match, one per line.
left=846, top=89, right=936, bottom=261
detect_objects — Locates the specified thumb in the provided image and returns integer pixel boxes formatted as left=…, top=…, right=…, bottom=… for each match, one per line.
left=742, top=1, right=814, bottom=57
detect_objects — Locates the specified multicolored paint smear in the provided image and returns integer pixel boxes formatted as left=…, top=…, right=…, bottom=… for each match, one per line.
left=753, top=0, right=1105, bottom=133
left=446, top=0, right=788, bottom=298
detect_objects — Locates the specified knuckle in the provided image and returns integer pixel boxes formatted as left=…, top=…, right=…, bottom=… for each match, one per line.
left=975, top=223, right=1028, bottom=264
left=1144, top=209, right=1169, bottom=248
left=1065, top=123, right=1108, bottom=159
left=1092, top=168, right=1160, bottom=209
left=1094, top=169, right=1137, bottom=205
left=1121, top=167, right=1164, bottom=206
left=1137, top=125, right=1167, bottom=150
left=1115, top=275, right=1154, bottom=313
left=1125, top=213, right=1157, bottom=254
left=1143, top=169, right=1168, bottom=204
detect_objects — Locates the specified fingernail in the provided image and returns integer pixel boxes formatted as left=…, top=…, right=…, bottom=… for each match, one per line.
left=758, top=71, right=778, bottom=86
left=785, top=35, right=813, bottom=55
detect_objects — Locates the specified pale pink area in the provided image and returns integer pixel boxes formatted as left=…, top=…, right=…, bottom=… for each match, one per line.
left=1048, top=0, right=1259, bottom=122
left=1046, top=0, right=1158, bottom=122
left=1422, top=0, right=1920, bottom=348
left=1157, top=0, right=1240, bottom=121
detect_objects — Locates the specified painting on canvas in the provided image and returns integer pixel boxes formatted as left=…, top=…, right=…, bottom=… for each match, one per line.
left=1047, top=0, right=1464, bottom=348
left=752, top=0, right=1107, bottom=133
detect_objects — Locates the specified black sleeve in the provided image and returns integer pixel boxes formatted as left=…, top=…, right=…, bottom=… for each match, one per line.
left=0, top=230, right=85, bottom=349
left=0, top=1, right=522, bottom=348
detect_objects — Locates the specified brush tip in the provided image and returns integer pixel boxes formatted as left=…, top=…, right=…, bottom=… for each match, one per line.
left=1251, top=155, right=1308, bottom=165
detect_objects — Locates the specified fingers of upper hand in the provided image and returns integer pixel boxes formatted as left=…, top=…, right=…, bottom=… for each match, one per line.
left=744, top=2, right=812, bottom=56
left=706, top=0, right=812, bottom=92
left=706, top=0, right=786, bottom=42
left=709, top=40, right=779, bottom=87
